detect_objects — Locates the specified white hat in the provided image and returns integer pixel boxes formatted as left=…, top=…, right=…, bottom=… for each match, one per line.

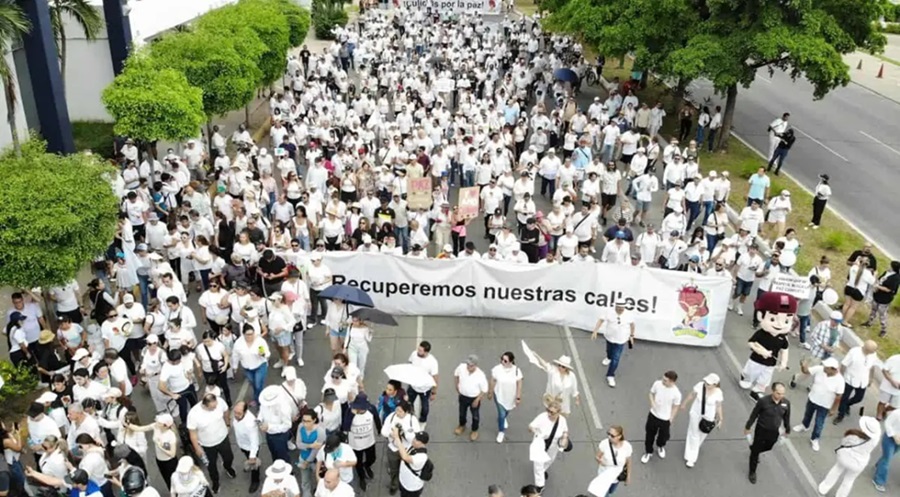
left=708, top=170, right=718, bottom=177
left=176, top=456, right=194, bottom=474
left=829, top=310, right=844, bottom=322
left=36, top=391, right=57, bottom=404
left=104, top=387, right=123, bottom=399
left=260, top=386, right=282, bottom=406
left=265, top=460, right=291, bottom=479
left=260, top=148, right=268, bottom=156
left=122, top=293, right=134, bottom=303
left=148, top=253, right=164, bottom=261
left=552, top=355, right=574, bottom=370
left=146, top=334, right=159, bottom=344
left=155, top=413, right=174, bottom=426
left=244, top=307, right=259, bottom=320
left=362, top=234, right=373, bottom=244
left=822, top=357, right=840, bottom=369
left=443, top=244, right=453, bottom=253
left=268, top=292, right=284, bottom=302
left=703, top=373, right=721, bottom=385
left=511, top=242, right=521, bottom=252
left=781, top=189, right=791, bottom=196
left=310, top=252, right=324, bottom=261
left=72, top=348, right=90, bottom=362
left=282, top=366, right=297, bottom=381
left=859, top=416, right=881, bottom=438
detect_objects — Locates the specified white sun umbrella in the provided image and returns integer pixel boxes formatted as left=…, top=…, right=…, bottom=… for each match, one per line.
left=384, top=364, right=436, bottom=390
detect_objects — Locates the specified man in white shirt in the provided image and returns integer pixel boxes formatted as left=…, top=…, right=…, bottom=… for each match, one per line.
left=232, top=401, right=261, bottom=493
left=315, top=469, right=354, bottom=497
left=591, top=300, right=635, bottom=387
left=877, top=353, right=900, bottom=420
left=792, top=357, right=844, bottom=451
left=187, top=393, right=236, bottom=493
left=408, top=341, right=439, bottom=427
left=707, top=106, right=722, bottom=152
left=454, top=354, right=489, bottom=441
left=873, top=406, right=900, bottom=491
left=767, top=112, right=790, bottom=161
left=260, top=460, right=300, bottom=497
left=730, top=245, right=764, bottom=316
left=394, top=430, right=430, bottom=497
left=601, top=232, right=632, bottom=265
left=834, top=340, right=878, bottom=424
left=641, top=371, right=682, bottom=463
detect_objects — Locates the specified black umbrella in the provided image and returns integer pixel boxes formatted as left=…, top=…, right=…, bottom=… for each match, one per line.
left=318, top=284, right=374, bottom=308
left=351, top=308, right=398, bottom=326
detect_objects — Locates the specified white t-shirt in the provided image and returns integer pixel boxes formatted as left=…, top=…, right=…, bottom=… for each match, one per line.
left=261, top=475, right=300, bottom=496
left=491, top=364, right=523, bottom=410
left=879, top=355, right=900, bottom=395
left=736, top=253, right=764, bottom=282
left=314, top=479, right=355, bottom=497
left=650, top=380, right=682, bottom=421
left=597, top=438, right=632, bottom=468
left=196, top=341, right=226, bottom=374
left=316, top=443, right=357, bottom=483
left=454, top=364, right=488, bottom=398
left=807, top=366, right=845, bottom=408
left=408, top=352, right=439, bottom=393
left=186, top=402, right=229, bottom=447
left=689, top=382, right=723, bottom=420
left=603, top=309, right=634, bottom=344
left=841, top=346, right=877, bottom=389
left=159, top=361, right=191, bottom=393
left=399, top=450, right=428, bottom=492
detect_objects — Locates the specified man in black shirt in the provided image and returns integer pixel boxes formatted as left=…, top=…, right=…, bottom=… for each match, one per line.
left=374, top=197, right=396, bottom=228
left=740, top=292, right=795, bottom=401
left=245, top=218, right=267, bottom=248
left=863, top=260, right=900, bottom=337
left=257, top=249, right=288, bottom=296
left=299, top=45, right=311, bottom=74
left=744, top=382, right=791, bottom=484
left=846, top=245, right=877, bottom=272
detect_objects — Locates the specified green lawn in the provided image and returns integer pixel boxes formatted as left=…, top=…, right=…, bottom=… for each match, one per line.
left=72, top=121, right=116, bottom=159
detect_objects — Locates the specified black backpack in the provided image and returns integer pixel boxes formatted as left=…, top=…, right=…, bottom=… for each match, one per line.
left=406, top=448, right=434, bottom=482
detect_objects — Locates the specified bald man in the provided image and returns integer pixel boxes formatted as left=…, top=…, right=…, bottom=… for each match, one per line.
left=836, top=340, right=878, bottom=424
left=315, top=469, right=354, bottom=497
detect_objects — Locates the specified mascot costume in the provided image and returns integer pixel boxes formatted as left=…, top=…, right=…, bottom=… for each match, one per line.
left=739, top=292, right=796, bottom=401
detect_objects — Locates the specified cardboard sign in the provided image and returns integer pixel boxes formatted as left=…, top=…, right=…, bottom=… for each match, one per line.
left=435, top=78, right=455, bottom=93
left=458, top=187, right=480, bottom=219
left=407, top=178, right=433, bottom=210
left=770, top=274, right=812, bottom=300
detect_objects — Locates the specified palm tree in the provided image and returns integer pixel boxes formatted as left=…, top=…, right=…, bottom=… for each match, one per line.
left=0, top=0, right=31, bottom=156
left=49, top=0, right=102, bottom=83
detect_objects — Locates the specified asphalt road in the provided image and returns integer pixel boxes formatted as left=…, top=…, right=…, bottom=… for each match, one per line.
left=686, top=69, right=900, bottom=258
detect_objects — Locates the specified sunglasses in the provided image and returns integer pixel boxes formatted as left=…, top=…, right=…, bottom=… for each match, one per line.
left=607, top=431, right=620, bottom=438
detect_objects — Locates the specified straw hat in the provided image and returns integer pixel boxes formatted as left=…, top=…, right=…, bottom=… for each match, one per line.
left=552, top=355, right=574, bottom=370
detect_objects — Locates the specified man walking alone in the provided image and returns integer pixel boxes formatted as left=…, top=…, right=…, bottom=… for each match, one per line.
left=744, top=382, right=791, bottom=484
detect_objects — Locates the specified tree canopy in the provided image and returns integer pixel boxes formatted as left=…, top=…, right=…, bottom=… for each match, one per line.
left=102, top=53, right=206, bottom=142
left=0, top=138, right=120, bottom=289
left=544, top=0, right=888, bottom=147
left=275, top=0, right=312, bottom=47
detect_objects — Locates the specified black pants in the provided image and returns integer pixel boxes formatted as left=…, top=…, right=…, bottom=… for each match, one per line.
left=173, top=386, right=198, bottom=425
left=157, top=457, right=178, bottom=489
left=644, top=412, right=671, bottom=454
left=749, top=427, right=779, bottom=473
left=309, top=289, right=327, bottom=324
left=240, top=449, right=261, bottom=485
left=451, top=232, right=466, bottom=256
left=354, top=445, right=377, bottom=483
left=123, top=337, right=145, bottom=375
left=203, top=438, right=235, bottom=487
left=812, top=197, right=827, bottom=226
left=458, top=394, right=481, bottom=431
left=387, top=449, right=401, bottom=491
left=401, top=486, right=423, bottom=497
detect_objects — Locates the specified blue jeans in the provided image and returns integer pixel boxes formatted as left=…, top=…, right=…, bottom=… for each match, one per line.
left=607, top=482, right=619, bottom=495
left=686, top=201, right=701, bottom=229
left=706, top=233, right=720, bottom=253
left=798, top=315, right=811, bottom=343
left=463, top=170, right=475, bottom=188
left=696, top=125, right=706, bottom=145
left=606, top=342, right=626, bottom=378
left=137, top=274, right=151, bottom=308
left=495, top=397, right=510, bottom=433
left=244, top=363, right=268, bottom=403
left=837, top=384, right=866, bottom=417
left=767, top=147, right=790, bottom=174
left=801, top=399, right=829, bottom=440
left=601, top=144, right=615, bottom=164
left=874, top=433, right=898, bottom=486
left=266, top=431, right=292, bottom=463
left=701, top=200, right=714, bottom=226
left=394, top=226, right=409, bottom=253
left=408, top=388, right=432, bottom=422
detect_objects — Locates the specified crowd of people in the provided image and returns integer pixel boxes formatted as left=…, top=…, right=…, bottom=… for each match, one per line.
left=2, top=5, right=900, bottom=497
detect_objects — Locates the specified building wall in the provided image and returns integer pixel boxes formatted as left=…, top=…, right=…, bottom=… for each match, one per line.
left=0, top=52, right=32, bottom=153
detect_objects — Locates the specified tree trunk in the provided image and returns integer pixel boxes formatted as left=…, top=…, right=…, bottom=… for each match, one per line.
left=671, top=78, right=688, bottom=113
left=206, top=119, right=214, bottom=155
left=60, top=27, right=68, bottom=90
left=245, top=104, right=250, bottom=127
left=718, top=83, right=738, bottom=152
left=4, top=79, right=21, bottom=157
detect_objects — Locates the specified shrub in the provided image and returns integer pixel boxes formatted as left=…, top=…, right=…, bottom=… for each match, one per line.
left=878, top=23, right=900, bottom=35
left=821, top=231, right=850, bottom=252
left=0, top=361, right=40, bottom=423
left=312, top=0, right=349, bottom=40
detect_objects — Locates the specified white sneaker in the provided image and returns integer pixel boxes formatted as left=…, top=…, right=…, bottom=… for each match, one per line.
left=320, top=320, right=328, bottom=326
left=496, top=432, right=505, bottom=443
left=811, top=439, right=820, bottom=452
left=297, top=358, right=305, bottom=367
left=792, top=424, right=810, bottom=433
left=801, top=342, right=811, bottom=350
left=737, top=307, right=744, bottom=316
left=288, top=441, right=297, bottom=450
left=504, top=419, right=509, bottom=430
left=727, top=301, right=734, bottom=311
left=657, top=447, right=666, bottom=459
left=273, top=360, right=284, bottom=369
left=607, top=377, right=616, bottom=387
left=288, top=352, right=295, bottom=361
left=306, top=323, right=315, bottom=330
left=640, top=453, right=651, bottom=464
left=686, top=460, right=695, bottom=468
left=602, top=358, right=611, bottom=366
left=420, top=422, right=427, bottom=430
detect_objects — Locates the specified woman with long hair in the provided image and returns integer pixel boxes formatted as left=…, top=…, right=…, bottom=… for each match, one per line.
left=818, top=417, right=880, bottom=497
left=528, top=395, right=570, bottom=491
left=489, top=351, right=524, bottom=444
left=843, top=257, right=875, bottom=325
left=126, top=413, right=179, bottom=489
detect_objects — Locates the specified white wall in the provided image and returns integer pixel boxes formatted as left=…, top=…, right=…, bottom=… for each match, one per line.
left=0, top=52, right=31, bottom=153
left=114, top=0, right=241, bottom=45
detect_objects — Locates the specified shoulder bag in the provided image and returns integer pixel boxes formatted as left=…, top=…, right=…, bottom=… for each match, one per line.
left=609, top=441, right=628, bottom=482
left=698, top=385, right=716, bottom=434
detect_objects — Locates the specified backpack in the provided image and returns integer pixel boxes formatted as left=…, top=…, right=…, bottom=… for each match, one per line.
left=406, top=448, right=434, bottom=481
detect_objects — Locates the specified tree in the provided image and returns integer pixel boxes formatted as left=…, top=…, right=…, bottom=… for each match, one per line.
left=102, top=53, right=206, bottom=143
left=0, top=0, right=31, bottom=157
left=198, top=0, right=291, bottom=88
left=544, top=0, right=887, bottom=150
left=49, top=0, right=102, bottom=83
left=0, top=138, right=120, bottom=290
left=311, top=0, right=349, bottom=40
left=274, top=0, right=312, bottom=47
left=150, top=29, right=262, bottom=147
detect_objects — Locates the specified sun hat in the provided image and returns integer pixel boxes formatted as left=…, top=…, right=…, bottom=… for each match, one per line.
left=552, top=355, right=574, bottom=370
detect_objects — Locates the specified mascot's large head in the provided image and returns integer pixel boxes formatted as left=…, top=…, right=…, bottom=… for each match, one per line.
left=754, top=292, right=797, bottom=336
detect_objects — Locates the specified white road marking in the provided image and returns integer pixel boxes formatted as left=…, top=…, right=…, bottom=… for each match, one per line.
left=237, top=379, right=250, bottom=402
left=730, top=131, right=897, bottom=260
left=563, top=326, right=603, bottom=430
left=860, top=130, right=900, bottom=158
left=792, top=127, right=849, bottom=162
left=720, top=339, right=820, bottom=491
left=757, top=76, right=773, bottom=84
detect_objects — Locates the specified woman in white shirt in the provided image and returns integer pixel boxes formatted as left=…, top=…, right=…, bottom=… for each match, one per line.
left=765, top=190, right=792, bottom=240
left=528, top=395, right=570, bottom=490
left=345, top=316, right=373, bottom=380
left=775, top=228, right=801, bottom=256
left=589, top=424, right=632, bottom=496
left=117, top=411, right=149, bottom=460
left=190, top=235, right=214, bottom=290
left=37, top=436, right=69, bottom=480
left=232, top=231, right=259, bottom=265
left=843, top=258, right=875, bottom=325
left=321, top=211, right=345, bottom=251
left=531, top=352, right=580, bottom=415
left=489, top=352, right=524, bottom=444
left=809, top=173, right=831, bottom=229
left=171, top=456, right=210, bottom=497
left=808, top=256, right=832, bottom=304
left=817, top=417, right=881, bottom=497
left=703, top=202, right=730, bottom=253
left=487, top=209, right=507, bottom=244
left=682, top=374, right=724, bottom=467
left=267, top=294, right=296, bottom=370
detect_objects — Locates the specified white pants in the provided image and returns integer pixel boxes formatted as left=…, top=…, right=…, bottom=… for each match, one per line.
left=348, top=340, right=369, bottom=379
left=740, top=359, right=774, bottom=393
left=684, top=412, right=711, bottom=464
left=818, top=456, right=866, bottom=497
left=533, top=447, right=559, bottom=487
left=146, top=375, right=169, bottom=413
left=768, top=134, right=780, bottom=161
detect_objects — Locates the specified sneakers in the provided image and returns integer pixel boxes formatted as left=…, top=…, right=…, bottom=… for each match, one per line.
left=749, top=472, right=757, bottom=484
left=832, top=415, right=845, bottom=425
left=297, top=358, right=305, bottom=367
left=811, top=439, right=820, bottom=452
left=454, top=426, right=465, bottom=436
left=789, top=375, right=797, bottom=389
left=737, top=307, right=744, bottom=316
left=727, top=301, right=734, bottom=311
left=470, top=431, right=479, bottom=441
left=749, top=391, right=762, bottom=402
left=224, top=467, right=236, bottom=479
left=686, top=460, right=695, bottom=468
left=873, top=481, right=886, bottom=492
left=641, top=453, right=651, bottom=464
left=496, top=432, right=505, bottom=443
left=273, top=360, right=284, bottom=369
left=792, top=424, right=810, bottom=433
left=801, top=342, right=811, bottom=350
left=607, top=377, right=616, bottom=387
left=504, top=419, right=509, bottom=430
left=602, top=358, right=611, bottom=366
left=288, top=441, right=297, bottom=451
left=657, top=446, right=666, bottom=459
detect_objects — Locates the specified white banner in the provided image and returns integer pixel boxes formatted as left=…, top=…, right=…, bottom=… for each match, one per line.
left=322, top=253, right=732, bottom=346
left=770, top=274, right=812, bottom=300
left=392, top=0, right=501, bottom=14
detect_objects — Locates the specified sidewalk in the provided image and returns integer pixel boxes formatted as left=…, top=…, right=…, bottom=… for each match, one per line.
left=844, top=34, right=900, bottom=103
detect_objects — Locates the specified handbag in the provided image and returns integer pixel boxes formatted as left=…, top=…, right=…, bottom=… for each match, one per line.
left=202, top=345, right=221, bottom=381
left=713, top=214, right=725, bottom=241
left=698, top=385, right=716, bottom=434
left=609, top=441, right=628, bottom=482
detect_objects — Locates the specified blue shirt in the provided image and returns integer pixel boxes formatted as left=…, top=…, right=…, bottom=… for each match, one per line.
left=748, top=173, right=770, bottom=200
left=572, top=146, right=592, bottom=171
left=70, top=481, right=103, bottom=497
